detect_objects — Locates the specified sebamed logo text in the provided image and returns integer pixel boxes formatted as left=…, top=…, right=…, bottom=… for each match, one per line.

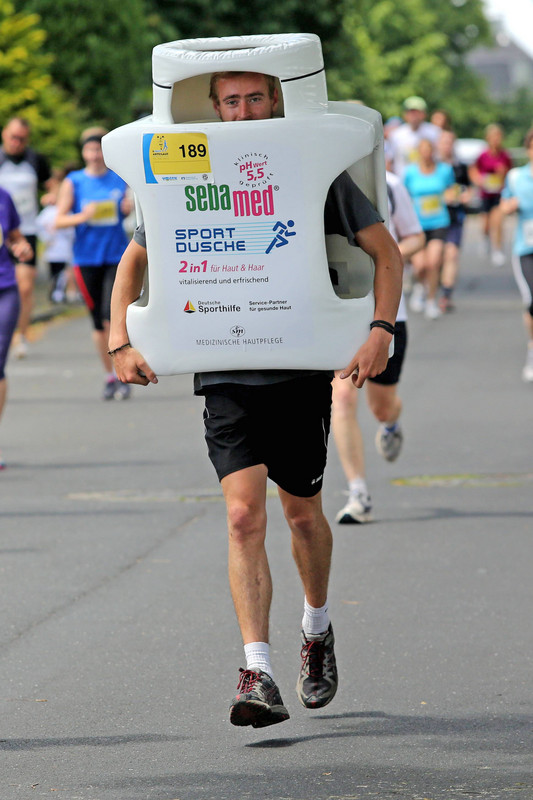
left=184, top=184, right=274, bottom=217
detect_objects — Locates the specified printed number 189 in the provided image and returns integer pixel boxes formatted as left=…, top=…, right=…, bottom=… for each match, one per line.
left=179, top=144, right=207, bottom=158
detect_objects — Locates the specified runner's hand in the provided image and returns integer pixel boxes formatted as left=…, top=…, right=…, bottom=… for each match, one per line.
left=339, top=328, right=392, bottom=389
left=113, top=347, right=158, bottom=386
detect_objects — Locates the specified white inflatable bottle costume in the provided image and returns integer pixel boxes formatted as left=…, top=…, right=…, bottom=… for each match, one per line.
left=102, top=33, right=388, bottom=375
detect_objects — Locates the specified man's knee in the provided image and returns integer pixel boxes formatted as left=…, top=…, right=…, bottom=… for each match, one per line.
left=367, top=394, right=391, bottom=422
left=283, top=498, right=324, bottom=538
left=227, top=499, right=267, bottom=542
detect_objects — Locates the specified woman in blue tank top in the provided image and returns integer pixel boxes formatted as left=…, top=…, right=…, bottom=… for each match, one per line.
left=500, top=127, right=533, bottom=382
left=55, top=127, right=133, bottom=399
left=403, top=138, right=455, bottom=319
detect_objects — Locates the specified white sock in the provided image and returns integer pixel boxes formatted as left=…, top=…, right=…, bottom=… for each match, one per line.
left=244, top=642, right=273, bottom=679
left=349, top=477, right=368, bottom=497
left=302, top=598, right=330, bottom=638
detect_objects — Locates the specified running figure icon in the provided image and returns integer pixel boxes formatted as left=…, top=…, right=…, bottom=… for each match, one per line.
left=266, top=219, right=296, bottom=253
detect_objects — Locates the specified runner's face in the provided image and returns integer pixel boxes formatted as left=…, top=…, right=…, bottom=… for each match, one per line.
left=418, top=139, right=434, bottom=162
left=487, top=128, right=502, bottom=150
left=82, top=141, right=105, bottom=168
left=213, top=74, right=278, bottom=122
left=405, top=109, right=425, bottom=129
left=2, top=122, right=29, bottom=156
left=437, top=132, right=454, bottom=159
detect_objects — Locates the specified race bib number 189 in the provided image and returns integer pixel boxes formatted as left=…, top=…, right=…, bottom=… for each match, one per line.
left=143, top=133, right=213, bottom=184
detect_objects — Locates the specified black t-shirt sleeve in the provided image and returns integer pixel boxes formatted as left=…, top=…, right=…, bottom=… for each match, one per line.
left=2, top=148, right=51, bottom=187
left=324, top=171, right=383, bottom=246
left=34, top=151, right=51, bottom=186
left=453, top=162, right=470, bottom=187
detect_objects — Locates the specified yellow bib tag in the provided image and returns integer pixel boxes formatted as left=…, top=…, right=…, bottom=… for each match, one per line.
left=484, top=173, right=503, bottom=192
left=88, top=199, right=119, bottom=226
left=420, top=194, right=443, bottom=215
left=144, top=133, right=212, bottom=183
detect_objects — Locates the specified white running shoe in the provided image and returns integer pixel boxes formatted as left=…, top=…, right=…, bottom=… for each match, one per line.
left=491, top=249, right=505, bottom=268
left=409, top=282, right=426, bottom=313
left=424, top=299, right=442, bottom=320
left=375, top=424, right=403, bottom=462
left=14, top=336, right=29, bottom=359
left=522, top=347, right=533, bottom=383
left=335, top=491, right=373, bottom=524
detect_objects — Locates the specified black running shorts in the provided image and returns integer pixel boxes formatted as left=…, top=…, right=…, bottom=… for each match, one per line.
left=202, top=373, right=332, bottom=497
left=73, top=263, right=118, bottom=331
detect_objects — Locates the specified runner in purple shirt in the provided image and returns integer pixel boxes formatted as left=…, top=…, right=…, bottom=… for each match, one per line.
left=0, top=186, right=33, bottom=468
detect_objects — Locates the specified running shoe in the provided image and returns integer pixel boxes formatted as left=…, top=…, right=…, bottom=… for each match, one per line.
left=335, top=491, right=373, bottom=524
left=296, top=624, right=338, bottom=709
left=229, top=668, right=290, bottom=728
left=491, top=249, right=505, bottom=268
left=424, top=298, right=442, bottom=320
left=409, top=282, right=425, bottom=313
left=50, top=287, right=66, bottom=304
left=375, top=423, right=403, bottom=462
left=102, top=377, right=117, bottom=400
left=14, top=336, right=28, bottom=359
left=115, top=380, right=131, bottom=400
left=522, top=347, right=533, bottom=383
left=438, top=295, right=455, bottom=313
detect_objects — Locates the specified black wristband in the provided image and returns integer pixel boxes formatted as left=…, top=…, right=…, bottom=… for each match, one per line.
left=107, top=342, right=131, bottom=357
left=370, top=320, right=395, bottom=336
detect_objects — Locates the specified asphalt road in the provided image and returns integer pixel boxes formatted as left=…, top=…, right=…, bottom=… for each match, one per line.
left=1, top=216, right=532, bottom=800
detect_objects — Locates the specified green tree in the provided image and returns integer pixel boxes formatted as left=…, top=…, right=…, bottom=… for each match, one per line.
left=327, top=0, right=493, bottom=135
left=14, top=0, right=159, bottom=128
left=497, top=86, right=533, bottom=150
left=0, top=0, right=80, bottom=164
left=144, top=0, right=495, bottom=137
left=144, top=0, right=344, bottom=70
left=145, top=0, right=342, bottom=42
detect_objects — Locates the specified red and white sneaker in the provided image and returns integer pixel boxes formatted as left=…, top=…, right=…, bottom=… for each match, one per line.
left=230, top=668, right=290, bottom=728
left=296, top=624, right=338, bottom=709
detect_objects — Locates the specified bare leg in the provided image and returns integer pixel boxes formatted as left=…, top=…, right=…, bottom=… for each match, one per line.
left=366, top=381, right=402, bottom=426
left=15, top=263, right=36, bottom=340
left=489, top=204, right=504, bottom=251
left=0, top=377, right=6, bottom=423
left=331, top=373, right=365, bottom=484
left=425, top=239, right=445, bottom=301
left=410, top=248, right=428, bottom=287
left=222, top=464, right=271, bottom=644
left=441, top=241, right=459, bottom=293
left=278, top=488, right=332, bottom=610
left=524, top=311, right=533, bottom=342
